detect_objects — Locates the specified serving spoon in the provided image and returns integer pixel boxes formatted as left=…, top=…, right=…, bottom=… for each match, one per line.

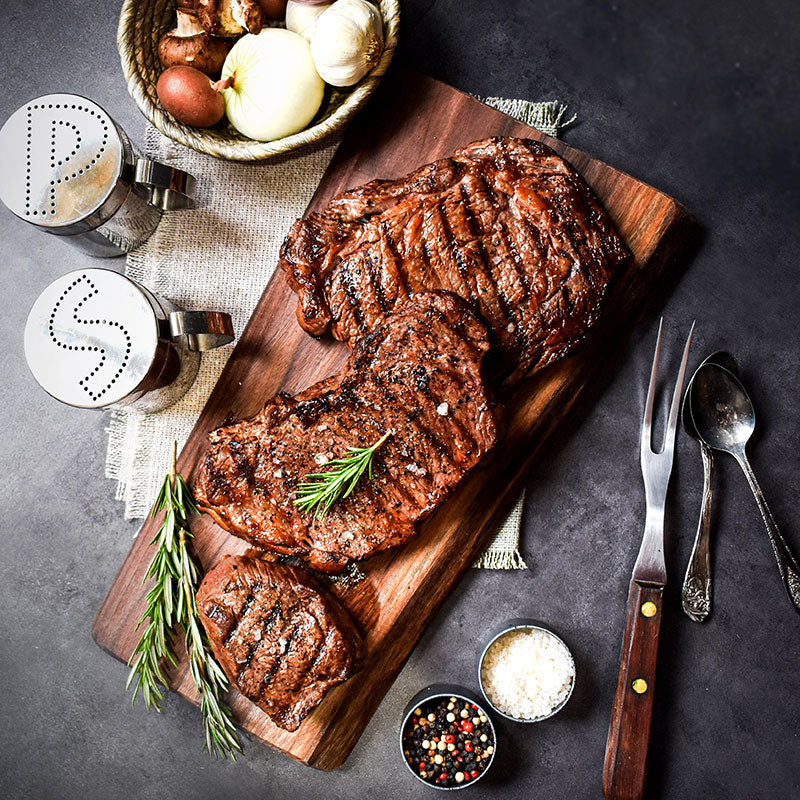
left=681, top=352, right=740, bottom=622
left=690, top=363, right=800, bottom=616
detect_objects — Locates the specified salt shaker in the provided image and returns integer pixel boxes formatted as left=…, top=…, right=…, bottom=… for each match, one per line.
left=0, top=93, right=195, bottom=257
left=24, top=269, right=234, bottom=412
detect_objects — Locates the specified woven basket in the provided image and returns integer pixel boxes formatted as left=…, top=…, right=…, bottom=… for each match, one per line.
left=118, top=0, right=400, bottom=161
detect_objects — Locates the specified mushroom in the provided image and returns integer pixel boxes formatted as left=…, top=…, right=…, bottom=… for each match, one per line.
left=158, top=8, right=232, bottom=75
left=194, top=0, right=264, bottom=37
left=256, top=0, right=288, bottom=19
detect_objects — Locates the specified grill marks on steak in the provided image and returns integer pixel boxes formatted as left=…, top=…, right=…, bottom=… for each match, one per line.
left=280, top=136, right=629, bottom=385
left=194, top=292, right=500, bottom=573
left=196, top=556, right=364, bottom=731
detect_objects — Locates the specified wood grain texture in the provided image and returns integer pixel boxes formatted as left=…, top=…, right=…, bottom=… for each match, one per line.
left=603, top=581, right=664, bottom=800
left=93, top=70, right=695, bottom=770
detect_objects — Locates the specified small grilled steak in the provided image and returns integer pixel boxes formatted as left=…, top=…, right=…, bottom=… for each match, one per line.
left=196, top=555, right=364, bottom=732
left=280, top=136, right=629, bottom=385
left=194, top=292, right=500, bottom=573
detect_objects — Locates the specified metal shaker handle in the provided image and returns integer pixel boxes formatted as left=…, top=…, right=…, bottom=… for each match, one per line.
left=134, top=158, right=196, bottom=211
left=169, top=311, right=234, bottom=352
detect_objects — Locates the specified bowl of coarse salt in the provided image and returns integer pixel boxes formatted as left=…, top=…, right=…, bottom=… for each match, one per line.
left=478, top=619, right=576, bottom=723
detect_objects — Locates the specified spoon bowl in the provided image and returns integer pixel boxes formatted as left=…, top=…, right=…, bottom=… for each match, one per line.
left=690, top=364, right=754, bottom=454
left=681, top=351, right=739, bottom=440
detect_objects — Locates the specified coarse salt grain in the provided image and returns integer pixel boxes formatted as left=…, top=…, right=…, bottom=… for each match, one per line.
left=481, top=628, right=574, bottom=720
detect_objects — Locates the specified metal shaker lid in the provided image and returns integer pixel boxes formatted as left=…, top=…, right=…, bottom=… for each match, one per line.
left=24, top=269, right=160, bottom=408
left=0, top=94, right=126, bottom=232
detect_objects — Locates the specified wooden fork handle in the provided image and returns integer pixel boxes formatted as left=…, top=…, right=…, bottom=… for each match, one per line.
left=603, top=580, right=664, bottom=800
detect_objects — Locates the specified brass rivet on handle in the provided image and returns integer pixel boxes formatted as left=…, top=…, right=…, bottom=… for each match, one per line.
left=631, top=678, right=649, bottom=694
left=641, top=601, right=658, bottom=617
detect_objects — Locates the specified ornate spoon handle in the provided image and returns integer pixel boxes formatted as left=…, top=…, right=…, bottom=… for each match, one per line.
left=682, top=443, right=714, bottom=622
left=736, top=449, right=800, bottom=615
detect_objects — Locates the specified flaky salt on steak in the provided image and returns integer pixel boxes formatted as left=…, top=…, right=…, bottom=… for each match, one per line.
left=280, top=136, right=629, bottom=385
left=194, top=292, right=500, bottom=573
left=196, top=556, right=364, bottom=732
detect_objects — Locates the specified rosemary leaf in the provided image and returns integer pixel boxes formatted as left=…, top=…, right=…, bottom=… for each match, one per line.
left=294, top=430, right=392, bottom=520
left=126, top=441, right=242, bottom=760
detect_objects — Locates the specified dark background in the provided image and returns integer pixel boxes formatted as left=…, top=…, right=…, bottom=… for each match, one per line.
left=1, top=1, right=798, bottom=798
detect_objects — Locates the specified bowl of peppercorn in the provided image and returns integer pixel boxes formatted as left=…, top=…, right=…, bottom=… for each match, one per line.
left=399, top=684, right=497, bottom=790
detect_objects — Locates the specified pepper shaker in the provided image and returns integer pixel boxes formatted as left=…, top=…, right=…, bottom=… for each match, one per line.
left=0, top=93, right=196, bottom=257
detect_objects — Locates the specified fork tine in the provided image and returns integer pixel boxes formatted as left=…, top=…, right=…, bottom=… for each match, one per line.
left=641, top=318, right=664, bottom=457
left=663, top=321, right=696, bottom=453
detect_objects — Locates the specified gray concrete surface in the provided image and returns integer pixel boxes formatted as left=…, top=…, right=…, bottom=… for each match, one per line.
left=1, top=1, right=798, bottom=798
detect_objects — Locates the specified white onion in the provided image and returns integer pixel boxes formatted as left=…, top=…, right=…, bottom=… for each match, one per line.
left=221, top=29, right=324, bottom=141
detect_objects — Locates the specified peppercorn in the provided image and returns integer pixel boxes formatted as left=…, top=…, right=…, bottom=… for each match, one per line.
left=402, top=696, right=495, bottom=788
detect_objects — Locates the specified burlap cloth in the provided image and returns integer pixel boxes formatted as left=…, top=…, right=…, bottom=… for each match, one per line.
left=106, top=97, right=575, bottom=569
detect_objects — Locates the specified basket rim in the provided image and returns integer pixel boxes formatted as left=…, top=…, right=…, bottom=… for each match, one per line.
left=117, top=0, right=400, bottom=162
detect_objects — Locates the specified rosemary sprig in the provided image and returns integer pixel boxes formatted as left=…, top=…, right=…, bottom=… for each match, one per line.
left=126, top=442, right=242, bottom=761
left=294, top=430, right=392, bottom=519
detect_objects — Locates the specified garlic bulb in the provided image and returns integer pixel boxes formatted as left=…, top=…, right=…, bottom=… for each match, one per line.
left=286, top=0, right=332, bottom=41
left=310, top=0, right=384, bottom=87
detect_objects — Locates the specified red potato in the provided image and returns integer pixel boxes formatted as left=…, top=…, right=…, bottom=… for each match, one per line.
left=156, top=65, right=226, bottom=127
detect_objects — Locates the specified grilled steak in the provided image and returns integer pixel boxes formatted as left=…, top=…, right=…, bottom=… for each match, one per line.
left=280, top=136, right=629, bottom=385
left=196, top=555, right=364, bottom=731
left=194, top=292, right=500, bottom=573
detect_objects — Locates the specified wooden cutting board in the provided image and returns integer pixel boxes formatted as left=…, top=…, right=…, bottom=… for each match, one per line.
left=93, top=70, right=694, bottom=770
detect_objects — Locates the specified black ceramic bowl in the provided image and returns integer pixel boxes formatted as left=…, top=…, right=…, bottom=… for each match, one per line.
left=478, top=618, right=576, bottom=723
left=399, top=684, right=497, bottom=790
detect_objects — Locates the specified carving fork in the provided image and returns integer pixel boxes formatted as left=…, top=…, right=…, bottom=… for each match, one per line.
left=602, top=320, right=694, bottom=800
